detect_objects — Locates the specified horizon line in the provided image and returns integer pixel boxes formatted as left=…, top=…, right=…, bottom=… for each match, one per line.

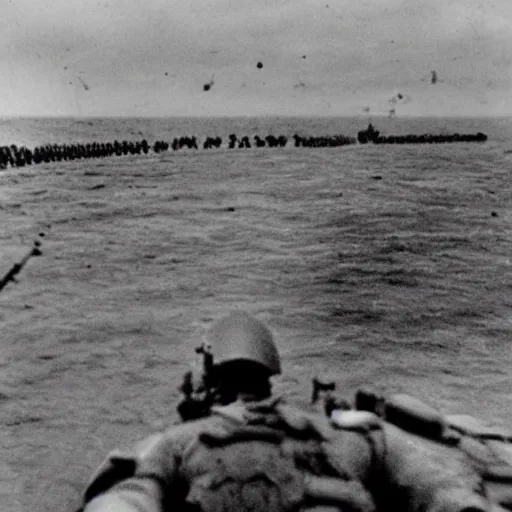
left=1, top=114, right=511, bottom=120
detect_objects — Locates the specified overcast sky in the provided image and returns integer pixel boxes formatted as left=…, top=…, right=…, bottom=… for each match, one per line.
left=1, top=0, right=511, bottom=117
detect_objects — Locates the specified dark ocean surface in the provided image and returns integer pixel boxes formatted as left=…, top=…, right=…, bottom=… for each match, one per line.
left=1, top=116, right=512, bottom=511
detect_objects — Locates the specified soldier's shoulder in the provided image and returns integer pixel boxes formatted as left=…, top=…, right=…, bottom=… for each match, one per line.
left=80, top=432, right=160, bottom=504
left=82, top=416, right=226, bottom=502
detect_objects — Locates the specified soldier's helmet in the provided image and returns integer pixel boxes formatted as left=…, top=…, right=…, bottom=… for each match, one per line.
left=205, top=311, right=281, bottom=376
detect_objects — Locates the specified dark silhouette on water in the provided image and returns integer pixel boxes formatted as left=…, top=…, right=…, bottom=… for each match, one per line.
left=254, top=135, right=266, bottom=148
left=357, top=123, right=488, bottom=145
left=0, top=240, right=44, bottom=293
left=228, top=133, right=237, bottom=149
left=0, top=124, right=488, bottom=172
left=357, top=123, right=380, bottom=144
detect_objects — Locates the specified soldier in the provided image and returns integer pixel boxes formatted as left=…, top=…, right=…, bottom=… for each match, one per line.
left=79, top=311, right=510, bottom=512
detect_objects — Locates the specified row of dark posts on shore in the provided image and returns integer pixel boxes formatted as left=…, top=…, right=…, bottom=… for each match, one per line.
left=0, top=125, right=488, bottom=170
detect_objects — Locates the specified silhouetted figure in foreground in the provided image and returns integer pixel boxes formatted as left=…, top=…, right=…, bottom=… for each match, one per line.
left=78, top=310, right=510, bottom=512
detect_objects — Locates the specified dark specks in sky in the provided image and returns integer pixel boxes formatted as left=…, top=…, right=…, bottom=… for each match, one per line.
left=386, top=92, right=413, bottom=117
left=389, top=91, right=411, bottom=106
left=40, top=5, right=475, bottom=118
left=2, top=0, right=508, bottom=117
left=78, top=76, right=90, bottom=91
left=203, top=76, right=215, bottom=91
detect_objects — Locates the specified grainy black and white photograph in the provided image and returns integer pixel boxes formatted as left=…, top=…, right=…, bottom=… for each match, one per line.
left=1, top=1, right=512, bottom=511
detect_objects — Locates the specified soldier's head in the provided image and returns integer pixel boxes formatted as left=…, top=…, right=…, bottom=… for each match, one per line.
left=204, top=310, right=281, bottom=404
